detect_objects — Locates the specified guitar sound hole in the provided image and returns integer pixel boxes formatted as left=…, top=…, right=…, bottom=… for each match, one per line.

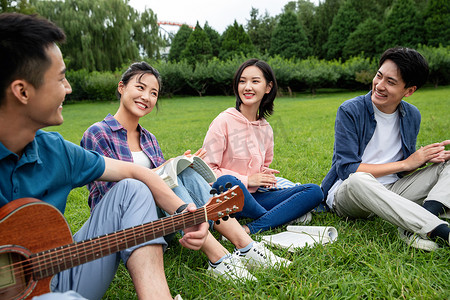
left=0, top=251, right=33, bottom=299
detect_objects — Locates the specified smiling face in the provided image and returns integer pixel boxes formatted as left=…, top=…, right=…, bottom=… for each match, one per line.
left=117, top=73, right=159, bottom=119
left=371, top=59, right=416, bottom=114
left=26, top=44, right=72, bottom=129
left=237, top=65, right=272, bottom=112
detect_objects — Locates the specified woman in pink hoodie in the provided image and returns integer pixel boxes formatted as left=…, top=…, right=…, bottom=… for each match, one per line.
left=203, top=59, right=323, bottom=234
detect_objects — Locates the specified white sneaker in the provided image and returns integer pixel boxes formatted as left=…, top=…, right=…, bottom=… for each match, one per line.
left=240, top=241, right=291, bottom=268
left=398, top=228, right=440, bottom=251
left=174, top=295, right=183, bottom=300
left=286, top=211, right=312, bottom=225
left=208, top=252, right=257, bottom=281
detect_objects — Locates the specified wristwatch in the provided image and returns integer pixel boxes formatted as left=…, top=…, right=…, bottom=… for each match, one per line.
left=174, top=203, right=188, bottom=214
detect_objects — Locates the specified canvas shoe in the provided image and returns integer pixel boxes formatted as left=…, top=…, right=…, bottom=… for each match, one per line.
left=240, top=241, right=291, bottom=269
left=286, top=211, right=312, bottom=225
left=208, top=251, right=257, bottom=281
left=397, top=228, right=440, bottom=251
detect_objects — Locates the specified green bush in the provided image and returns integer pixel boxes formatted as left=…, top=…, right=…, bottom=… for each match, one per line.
left=66, top=69, right=90, bottom=102
left=62, top=46, right=449, bottom=101
left=210, top=57, right=241, bottom=96
left=84, top=71, right=120, bottom=101
left=156, top=60, right=193, bottom=97
left=186, top=62, right=214, bottom=97
left=296, top=58, right=340, bottom=94
left=337, top=56, right=377, bottom=90
left=418, top=44, right=450, bottom=87
left=267, top=56, right=299, bottom=95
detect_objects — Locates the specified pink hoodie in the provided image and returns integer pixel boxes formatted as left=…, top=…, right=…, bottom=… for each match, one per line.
left=202, top=107, right=274, bottom=193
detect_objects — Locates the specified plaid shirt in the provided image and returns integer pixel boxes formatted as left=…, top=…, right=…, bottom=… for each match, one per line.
left=80, top=114, right=165, bottom=210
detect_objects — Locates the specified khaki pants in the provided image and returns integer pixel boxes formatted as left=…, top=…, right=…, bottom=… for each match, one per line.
left=333, top=161, right=450, bottom=238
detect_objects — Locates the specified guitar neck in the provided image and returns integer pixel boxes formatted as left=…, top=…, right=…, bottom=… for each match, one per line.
left=30, top=208, right=207, bottom=280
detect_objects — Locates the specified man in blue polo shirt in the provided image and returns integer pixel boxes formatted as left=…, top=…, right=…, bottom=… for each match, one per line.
left=0, top=13, right=208, bottom=300
left=321, top=47, right=450, bottom=251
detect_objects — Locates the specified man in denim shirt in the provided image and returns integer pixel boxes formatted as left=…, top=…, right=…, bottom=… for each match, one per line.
left=322, top=47, right=450, bottom=251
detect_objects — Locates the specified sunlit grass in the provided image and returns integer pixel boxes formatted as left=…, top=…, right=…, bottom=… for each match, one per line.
left=49, top=86, right=450, bottom=299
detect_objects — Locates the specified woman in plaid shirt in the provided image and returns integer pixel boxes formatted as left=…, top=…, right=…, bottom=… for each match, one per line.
left=81, top=62, right=291, bottom=282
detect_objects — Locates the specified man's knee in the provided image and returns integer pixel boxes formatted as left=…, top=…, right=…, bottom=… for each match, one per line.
left=115, top=178, right=149, bottom=192
left=110, top=178, right=155, bottom=210
left=346, top=172, right=376, bottom=191
left=115, top=178, right=153, bottom=199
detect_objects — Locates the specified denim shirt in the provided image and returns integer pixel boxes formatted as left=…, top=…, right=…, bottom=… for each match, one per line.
left=321, top=91, right=421, bottom=202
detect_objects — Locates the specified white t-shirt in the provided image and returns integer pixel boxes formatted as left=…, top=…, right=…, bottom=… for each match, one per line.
left=131, top=151, right=152, bottom=168
left=326, top=104, right=403, bottom=208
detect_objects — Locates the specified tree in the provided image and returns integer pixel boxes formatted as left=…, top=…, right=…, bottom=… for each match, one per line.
left=100, top=0, right=140, bottom=70
left=1, top=0, right=35, bottom=13
left=309, top=0, right=343, bottom=59
left=423, top=0, right=450, bottom=47
left=351, top=0, right=394, bottom=21
left=133, top=8, right=164, bottom=60
left=168, top=24, right=193, bottom=62
left=270, top=11, right=311, bottom=59
left=313, top=0, right=393, bottom=59
left=203, top=22, right=221, bottom=57
left=378, top=0, right=423, bottom=50
left=324, top=0, right=362, bottom=60
left=246, top=7, right=277, bottom=54
left=220, top=20, right=255, bottom=60
left=181, top=22, right=213, bottom=65
left=285, top=0, right=316, bottom=47
left=343, top=18, right=383, bottom=59
left=34, top=0, right=162, bottom=71
left=283, top=1, right=297, bottom=12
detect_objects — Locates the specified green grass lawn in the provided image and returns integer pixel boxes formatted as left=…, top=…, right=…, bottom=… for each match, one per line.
left=48, top=86, right=450, bottom=299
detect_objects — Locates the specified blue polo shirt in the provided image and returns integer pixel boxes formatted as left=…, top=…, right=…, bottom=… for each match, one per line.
left=0, top=130, right=105, bottom=213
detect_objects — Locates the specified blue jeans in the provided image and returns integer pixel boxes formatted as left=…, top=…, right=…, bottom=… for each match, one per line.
left=172, top=167, right=211, bottom=208
left=162, top=167, right=216, bottom=230
left=35, top=179, right=165, bottom=300
left=213, top=175, right=323, bottom=234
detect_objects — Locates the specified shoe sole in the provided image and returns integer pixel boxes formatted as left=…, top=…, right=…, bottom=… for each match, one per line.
left=207, top=267, right=257, bottom=282
left=398, top=228, right=440, bottom=251
left=240, top=256, right=291, bottom=270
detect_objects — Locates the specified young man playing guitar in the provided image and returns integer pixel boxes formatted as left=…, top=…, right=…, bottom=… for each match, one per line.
left=0, top=13, right=209, bottom=300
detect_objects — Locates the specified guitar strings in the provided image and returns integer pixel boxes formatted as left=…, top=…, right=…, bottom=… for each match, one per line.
left=0, top=214, right=208, bottom=296
left=0, top=205, right=226, bottom=292
left=1, top=190, right=241, bottom=297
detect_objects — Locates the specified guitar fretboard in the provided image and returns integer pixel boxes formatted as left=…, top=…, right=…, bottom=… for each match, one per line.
left=30, top=208, right=206, bottom=280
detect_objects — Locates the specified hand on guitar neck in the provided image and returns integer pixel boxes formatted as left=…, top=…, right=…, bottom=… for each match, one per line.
left=0, top=186, right=244, bottom=300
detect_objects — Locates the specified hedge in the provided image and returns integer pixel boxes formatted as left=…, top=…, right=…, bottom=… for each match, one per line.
left=64, top=45, right=450, bottom=102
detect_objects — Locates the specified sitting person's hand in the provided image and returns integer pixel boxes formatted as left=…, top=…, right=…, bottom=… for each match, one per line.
left=183, top=148, right=207, bottom=159
left=178, top=203, right=209, bottom=250
left=248, top=172, right=277, bottom=188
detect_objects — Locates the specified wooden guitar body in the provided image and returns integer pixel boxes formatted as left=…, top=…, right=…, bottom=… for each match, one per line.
left=0, top=186, right=243, bottom=300
left=0, top=198, right=73, bottom=299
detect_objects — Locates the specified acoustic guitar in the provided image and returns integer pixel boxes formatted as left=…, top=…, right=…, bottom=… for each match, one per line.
left=0, top=185, right=244, bottom=299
